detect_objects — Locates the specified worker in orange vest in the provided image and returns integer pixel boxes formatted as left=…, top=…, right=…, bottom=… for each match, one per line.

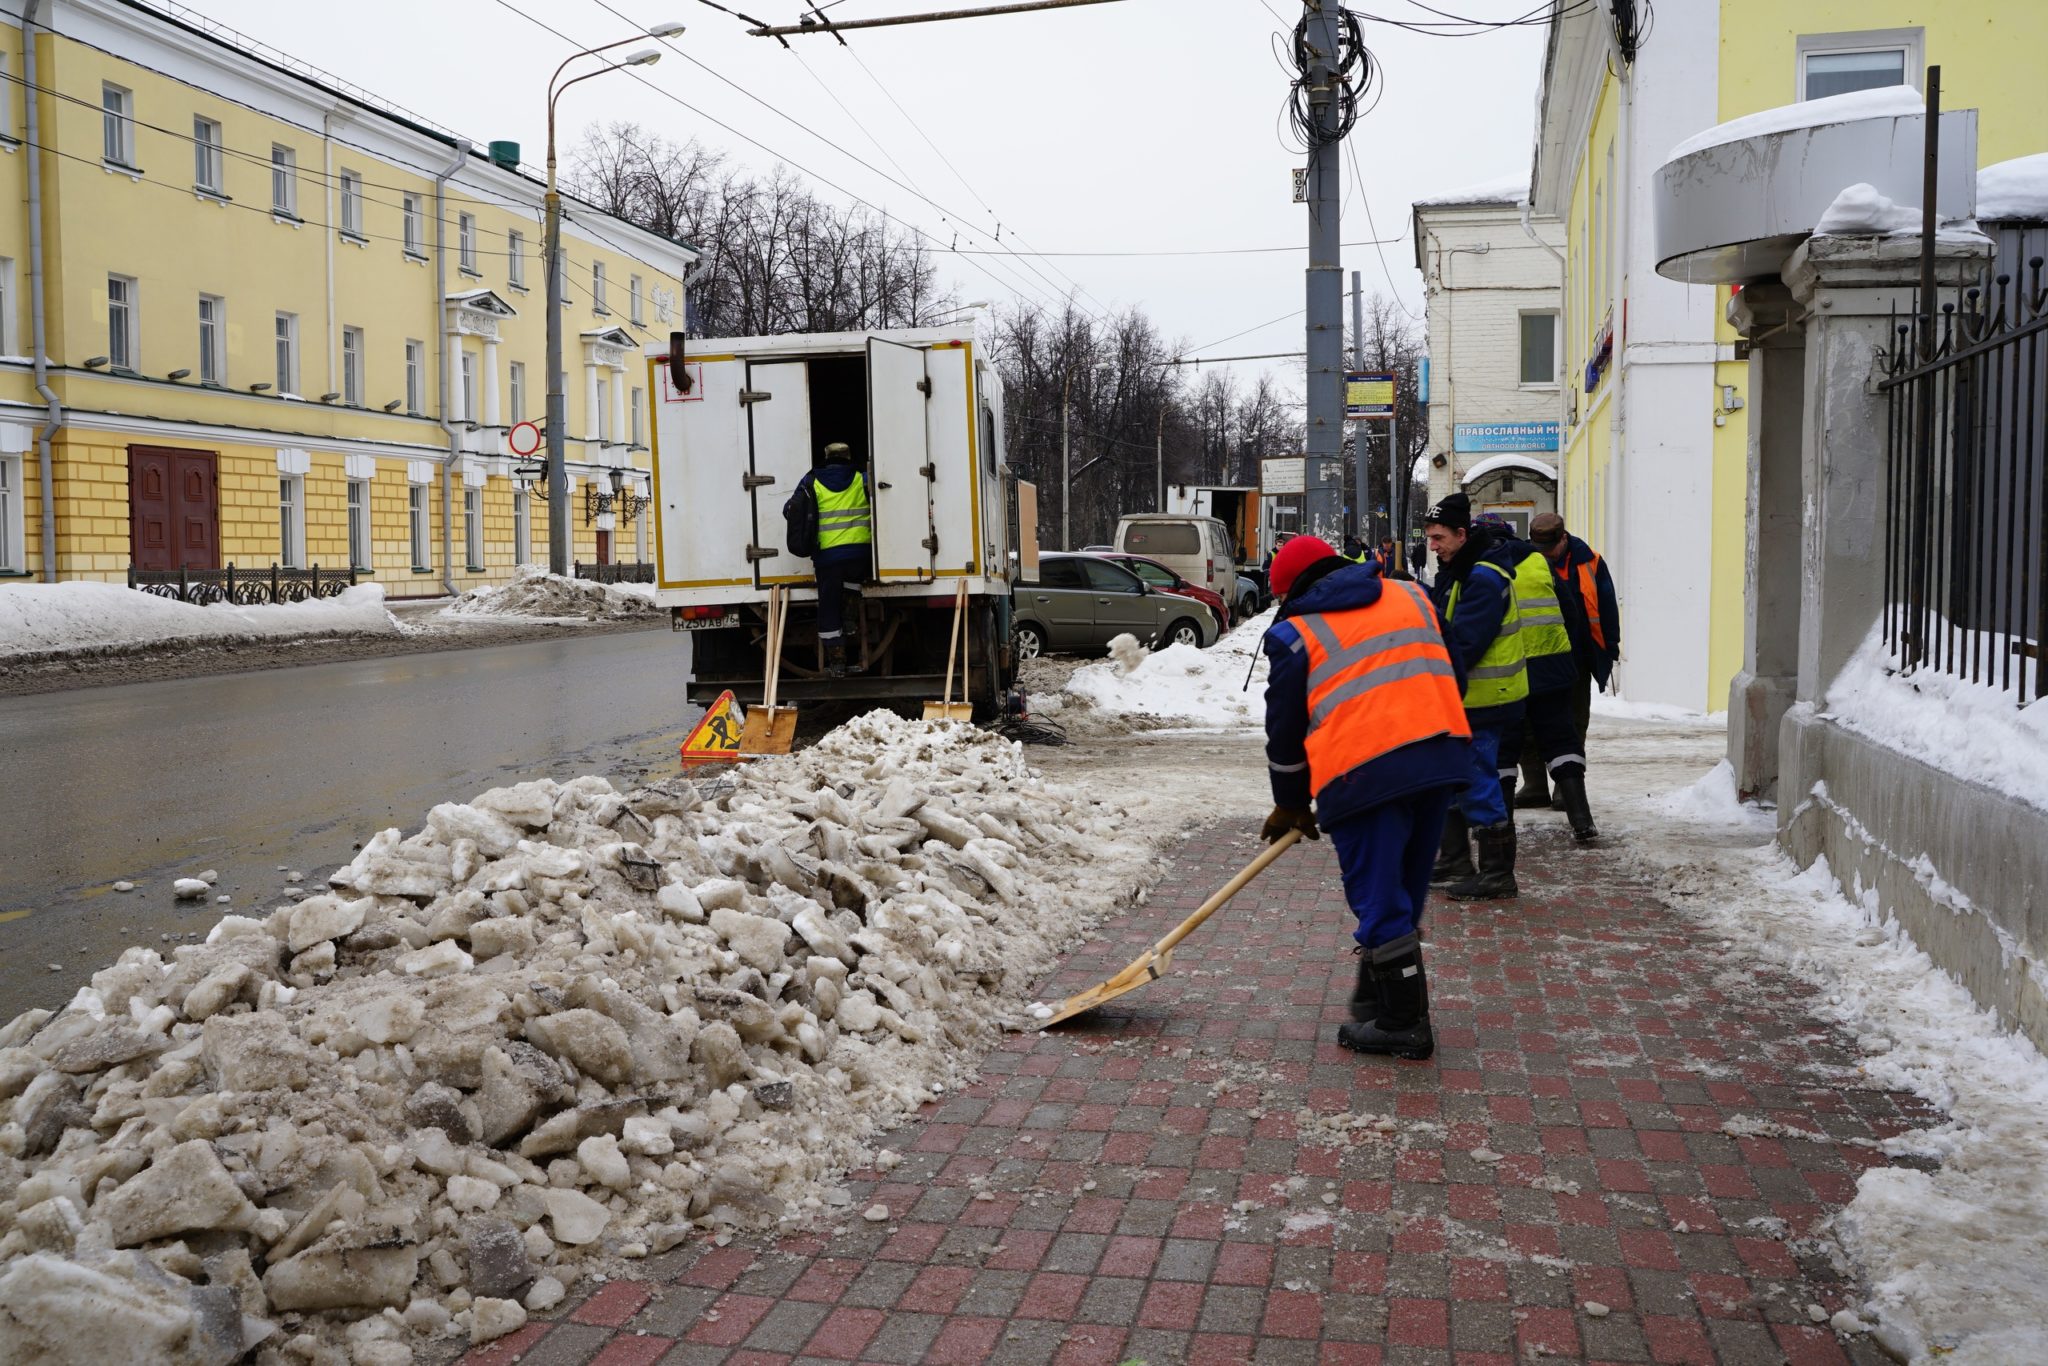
left=1519, top=513, right=1620, bottom=823
left=1259, top=535, right=1473, bottom=1060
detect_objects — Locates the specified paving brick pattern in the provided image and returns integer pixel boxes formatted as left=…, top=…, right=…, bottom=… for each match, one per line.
left=457, top=819, right=1938, bottom=1366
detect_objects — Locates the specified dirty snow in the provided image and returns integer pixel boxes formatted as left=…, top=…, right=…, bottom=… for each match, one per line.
left=0, top=713, right=1167, bottom=1361
left=1062, top=609, right=1273, bottom=731
left=442, top=569, right=660, bottom=623
left=0, top=582, right=398, bottom=660
left=1590, top=692, right=1723, bottom=725
left=1664, top=85, right=1925, bottom=165
left=1978, top=152, right=2048, bottom=223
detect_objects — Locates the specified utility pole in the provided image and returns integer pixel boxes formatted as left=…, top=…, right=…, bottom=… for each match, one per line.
left=1302, top=3, right=1345, bottom=544
left=1061, top=373, right=1072, bottom=550
left=1388, top=397, right=1402, bottom=570
left=1351, top=270, right=1365, bottom=543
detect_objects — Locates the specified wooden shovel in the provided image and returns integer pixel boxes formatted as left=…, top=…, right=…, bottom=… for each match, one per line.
left=740, top=585, right=799, bottom=756
left=1032, top=831, right=1302, bottom=1028
left=923, top=581, right=975, bottom=723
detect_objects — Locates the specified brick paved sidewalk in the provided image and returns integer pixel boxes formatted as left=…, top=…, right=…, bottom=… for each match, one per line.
left=460, top=817, right=1936, bottom=1366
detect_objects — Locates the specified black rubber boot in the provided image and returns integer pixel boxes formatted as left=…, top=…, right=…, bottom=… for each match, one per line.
left=823, top=639, right=847, bottom=678
left=1429, top=809, right=1473, bottom=886
left=1514, top=770, right=1552, bottom=809
left=1347, top=949, right=1379, bottom=1024
left=1337, top=945, right=1434, bottom=1060
left=1445, top=821, right=1518, bottom=901
left=1555, top=768, right=1599, bottom=842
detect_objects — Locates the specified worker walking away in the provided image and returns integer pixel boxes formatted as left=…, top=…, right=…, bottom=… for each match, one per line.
left=1258, top=536, right=1472, bottom=1060
left=785, top=441, right=872, bottom=677
left=1491, top=518, right=1598, bottom=841
left=1422, top=495, right=1528, bottom=900
left=1532, top=512, right=1619, bottom=811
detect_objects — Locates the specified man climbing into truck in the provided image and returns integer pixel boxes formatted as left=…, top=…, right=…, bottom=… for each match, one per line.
left=785, top=442, right=873, bottom=677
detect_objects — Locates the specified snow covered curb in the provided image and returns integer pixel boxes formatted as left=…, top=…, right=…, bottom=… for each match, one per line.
left=441, top=570, right=660, bottom=623
left=0, top=582, right=399, bottom=661
left=0, top=714, right=1168, bottom=1362
left=1061, top=608, right=1274, bottom=731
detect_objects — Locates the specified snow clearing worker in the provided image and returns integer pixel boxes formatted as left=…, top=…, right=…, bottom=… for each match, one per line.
left=792, top=442, right=872, bottom=677
left=1423, top=494, right=1529, bottom=900
left=1493, top=519, right=1598, bottom=841
left=1524, top=511, right=1620, bottom=807
left=1258, top=535, right=1472, bottom=1061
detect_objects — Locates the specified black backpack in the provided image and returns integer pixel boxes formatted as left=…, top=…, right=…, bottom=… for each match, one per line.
left=782, top=476, right=818, bottom=557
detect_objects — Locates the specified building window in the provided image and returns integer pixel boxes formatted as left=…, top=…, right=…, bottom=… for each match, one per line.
left=347, top=478, right=371, bottom=570
left=1520, top=312, right=1558, bottom=386
left=465, top=486, right=484, bottom=570
left=459, top=213, right=478, bottom=274
left=279, top=475, right=305, bottom=568
left=508, top=231, right=526, bottom=289
left=460, top=351, right=477, bottom=424
left=596, top=376, right=610, bottom=444
left=0, top=54, right=12, bottom=142
left=102, top=83, right=134, bottom=167
left=193, top=116, right=223, bottom=193
left=513, top=489, right=530, bottom=565
left=630, top=274, right=644, bottom=325
left=0, top=455, right=20, bottom=572
left=592, top=262, right=609, bottom=314
left=636, top=499, right=648, bottom=563
left=340, top=171, right=364, bottom=239
left=107, top=275, right=137, bottom=371
left=198, top=294, right=225, bottom=385
left=274, top=313, right=298, bottom=394
left=1798, top=29, right=1920, bottom=101
left=509, top=361, right=527, bottom=424
left=630, top=386, right=645, bottom=447
left=271, top=144, right=297, bottom=217
left=403, top=194, right=424, bottom=257
left=409, top=484, right=430, bottom=570
left=342, top=326, right=364, bottom=405
left=405, top=340, right=424, bottom=413
left=0, top=257, right=14, bottom=355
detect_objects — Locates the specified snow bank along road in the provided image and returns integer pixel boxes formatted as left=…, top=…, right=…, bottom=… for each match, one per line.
left=0, top=630, right=701, bottom=1015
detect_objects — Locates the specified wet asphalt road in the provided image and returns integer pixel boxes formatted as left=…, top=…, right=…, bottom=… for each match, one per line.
left=0, top=630, right=700, bottom=1017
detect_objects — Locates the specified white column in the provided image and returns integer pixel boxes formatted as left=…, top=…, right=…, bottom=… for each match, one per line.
left=482, top=338, right=502, bottom=430
left=610, top=364, right=628, bottom=459
left=584, top=360, right=601, bottom=444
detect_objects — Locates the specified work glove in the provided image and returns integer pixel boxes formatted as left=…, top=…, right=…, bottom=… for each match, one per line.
left=1261, top=805, right=1320, bottom=843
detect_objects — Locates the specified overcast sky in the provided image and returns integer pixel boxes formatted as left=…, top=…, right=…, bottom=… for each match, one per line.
left=192, top=0, right=1547, bottom=397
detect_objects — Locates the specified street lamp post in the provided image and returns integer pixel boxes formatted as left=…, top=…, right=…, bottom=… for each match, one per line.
left=544, top=26, right=680, bottom=576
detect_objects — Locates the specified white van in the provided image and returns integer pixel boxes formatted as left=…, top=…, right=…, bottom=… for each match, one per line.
left=1113, top=514, right=1238, bottom=604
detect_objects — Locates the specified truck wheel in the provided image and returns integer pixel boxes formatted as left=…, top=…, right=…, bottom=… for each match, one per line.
left=1165, top=618, right=1203, bottom=649
left=1013, top=622, right=1046, bottom=660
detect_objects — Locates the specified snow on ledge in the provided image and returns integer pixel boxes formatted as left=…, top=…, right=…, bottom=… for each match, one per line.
left=1979, top=152, right=2048, bottom=222
left=1413, top=174, right=1531, bottom=209
left=1459, top=454, right=1556, bottom=486
left=0, top=581, right=398, bottom=658
left=1664, top=85, right=1924, bottom=168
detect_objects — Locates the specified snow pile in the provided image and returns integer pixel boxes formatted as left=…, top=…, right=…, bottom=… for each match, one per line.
left=1591, top=692, right=1723, bottom=725
left=1824, top=619, right=2048, bottom=812
left=1816, top=183, right=1926, bottom=235
left=1978, top=152, right=2048, bottom=223
left=1064, top=609, right=1273, bottom=730
left=1664, top=85, right=1924, bottom=165
left=1651, top=759, right=1773, bottom=833
left=0, top=713, right=1160, bottom=1361
left=0, top=583, right=397, bottom=660
left=443, top=569, right=659, bottom=622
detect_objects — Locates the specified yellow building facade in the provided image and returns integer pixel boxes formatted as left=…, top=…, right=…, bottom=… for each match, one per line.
left=0, top=0, right=696, bottom=594
left=1532, top=1, right=2043, bottom=710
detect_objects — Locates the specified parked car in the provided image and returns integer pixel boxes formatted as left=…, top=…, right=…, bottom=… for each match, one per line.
left=1079, top=551, right=1232, bottom=628
left=1113, top=514, right=1239, bottom=605
left=1234, top=574, right=1262, bottom=621
left=1011, top=553, right=1222, bottom=660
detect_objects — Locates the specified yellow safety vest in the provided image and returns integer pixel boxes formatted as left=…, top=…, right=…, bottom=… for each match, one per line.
left=1445, top=561, right=1529, bottom=710
left=815, top=472, right=872, bottom=551
left=1512, top=550, right=1573, bottom=665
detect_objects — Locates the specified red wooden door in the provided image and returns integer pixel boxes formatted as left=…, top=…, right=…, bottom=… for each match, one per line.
left=129, top=447, right=218, bottom=570
left=595, top=529, right=612, bottom=566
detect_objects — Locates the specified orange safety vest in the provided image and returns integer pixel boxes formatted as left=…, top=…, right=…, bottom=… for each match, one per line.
left=1292, top=581, right=1472, bottom=796
left=1559, top=551, right=1608, bottom=652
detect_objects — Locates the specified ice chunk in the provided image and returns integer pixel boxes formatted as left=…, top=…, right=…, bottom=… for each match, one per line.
left=286, top=895, right=368, bottom=952
left=525, top=1008, right=632, bottom=1087
left=398, top=940, right=473, bottom=977
left=445, top=1175, right=500, bottom=1212
left=542, top=1187, right=610, bottom=1245
left=710, top=906, right=793, bottom=974
left=100, top=1139, right=259, bottom=1245
left=173, top=879, right=209, bottom=900
left=577, top=1133, right=631, bottom=1190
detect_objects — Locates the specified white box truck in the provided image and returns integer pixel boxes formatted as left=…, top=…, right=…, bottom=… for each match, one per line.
left=646, top=324, right=1024, bottom=716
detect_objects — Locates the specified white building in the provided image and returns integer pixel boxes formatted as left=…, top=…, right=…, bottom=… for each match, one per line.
left=1410, top=182, right=1566, bottom=539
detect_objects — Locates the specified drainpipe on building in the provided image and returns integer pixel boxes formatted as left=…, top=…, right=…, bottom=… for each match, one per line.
left=22, top=0, right=60, bottom=583
left=1520, top=197, right=1568, bottom=494
left=1602, top=2, right=1634, bottom=678
left=324, top=114, right=338, bottom=400
left=433, top=139, right=472, bottom=598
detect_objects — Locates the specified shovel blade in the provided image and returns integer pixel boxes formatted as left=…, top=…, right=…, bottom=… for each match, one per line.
left=739, top=706, right=798, bottom=756
left=922, top=701, right=974, bottom=723
left=1033, top=947, right=1172, bottom=1028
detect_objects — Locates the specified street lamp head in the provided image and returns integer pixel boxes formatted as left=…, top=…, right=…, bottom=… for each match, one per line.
left=646, top=22, right=686, bottom=38
left=623, top=48, right=661, bottom=66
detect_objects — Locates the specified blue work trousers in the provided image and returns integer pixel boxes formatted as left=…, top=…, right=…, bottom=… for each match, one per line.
left=1454, top=725, right=1511, bottom=827
left=1327, top=787, right=1457, bottom=950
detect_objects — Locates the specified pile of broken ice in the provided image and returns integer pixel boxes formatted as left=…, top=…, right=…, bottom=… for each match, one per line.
left=0, top=712, right=1155, bottom=1364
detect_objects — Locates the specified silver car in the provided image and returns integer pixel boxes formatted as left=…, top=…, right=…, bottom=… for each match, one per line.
left=1012, top=554, right=1221, bottom=659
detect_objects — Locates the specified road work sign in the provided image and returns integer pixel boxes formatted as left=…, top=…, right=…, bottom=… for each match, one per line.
left=680, top=691, right=745, bottom=765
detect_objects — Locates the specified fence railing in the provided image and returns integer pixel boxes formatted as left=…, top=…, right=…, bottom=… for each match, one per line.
left=1880, top=245, right=2047, bottom=706
left=128, top=563, right=359, bottom=606
left=575, top=561, right=654, bottom=584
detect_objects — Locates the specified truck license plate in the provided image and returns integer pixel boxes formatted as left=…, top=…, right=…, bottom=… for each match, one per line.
left=677, top=613, right=739, bottom=631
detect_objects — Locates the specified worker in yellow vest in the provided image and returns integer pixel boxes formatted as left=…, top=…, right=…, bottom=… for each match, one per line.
left=1486, top=516, right=1598, bottom=841
left=804, top=442, right=872, bottom=677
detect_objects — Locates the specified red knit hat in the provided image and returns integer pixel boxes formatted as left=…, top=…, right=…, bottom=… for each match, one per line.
left=1268, top=535, right=1336, bottom=598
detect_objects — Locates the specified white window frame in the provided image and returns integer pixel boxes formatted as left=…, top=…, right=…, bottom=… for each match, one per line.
left=198, top=293, right=225, bottom=385
left=409, top=484, right=431, bottom=570
left=405, top=339, right=424, bottom=413
left=107, top=274, right=138, bottom=371
left=596, top=376, right=610, bottom=444
left=193, top=116, right=223, bottom=194
left=630, top=385, right=645, bottom=447
left=460, top=351, right=477, bottom=424
left=513, top=488, right=531, bottom=566
left=102, top=83, right=134, bottom=167
left=1519, top=311, right=1560, bottom=388
left=342, top=325, right=364, bottom=405
left=592, top=261, right=609, bottom=314
left=1796, top=28, right=1923, bottom=102
left=274, top=312, right=298, bottom=395
left=508, top=231, right=526, bottom=289
left=509, top=361, right=527, bottom=424
left=403, top=194, right=425, bottom=257
left=279, top=474, right=305, bottom=569
left=464, top=485, right=484, bottom=570
left=0, top=454, right=21, bottom=573
left=339, top=170, right=364, bottom=239
left=271, top=144, right=297, bottom=218
left=629, top=274, right=644, bottom=325
left=458, top=212, right=478, bottom=274
left=347, top=477, right=372, bottom=570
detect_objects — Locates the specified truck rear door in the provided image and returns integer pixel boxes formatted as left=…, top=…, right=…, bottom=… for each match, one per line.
left=654, top=353, right=752, bottom=590
left=867, top=338, right=936, bottom=581
left=744, top=359, right=814, bottom=588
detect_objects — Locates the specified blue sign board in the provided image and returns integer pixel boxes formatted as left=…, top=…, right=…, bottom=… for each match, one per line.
left=1453, top=421, right=1560, bottom=454
left=1417, top=357, right=1430, bottom=405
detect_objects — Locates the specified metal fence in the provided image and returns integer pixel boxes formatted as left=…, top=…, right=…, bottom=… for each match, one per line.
left=574, top=561, right=654, bottom=584
left=1880, top=237, right=2047, bottom=705
left=128, top=563, right=359, bottom=606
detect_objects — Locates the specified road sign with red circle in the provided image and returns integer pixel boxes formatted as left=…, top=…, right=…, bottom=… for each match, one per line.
left=508, top=421, right=542, bottom=456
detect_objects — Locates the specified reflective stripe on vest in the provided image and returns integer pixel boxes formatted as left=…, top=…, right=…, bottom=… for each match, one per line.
left=1445, top=562, right=1529, bottom=710
left=1567, top=552, right=1608, bottom=651
left=814, top=472, right=873, bottom=550
left=1512, top=551, right=1573, bottom=663
left=1291, top=581, right=1471, bottom=795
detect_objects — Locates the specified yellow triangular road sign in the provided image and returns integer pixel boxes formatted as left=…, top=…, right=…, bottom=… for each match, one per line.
left=680, top=690, right=744, bottom=765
